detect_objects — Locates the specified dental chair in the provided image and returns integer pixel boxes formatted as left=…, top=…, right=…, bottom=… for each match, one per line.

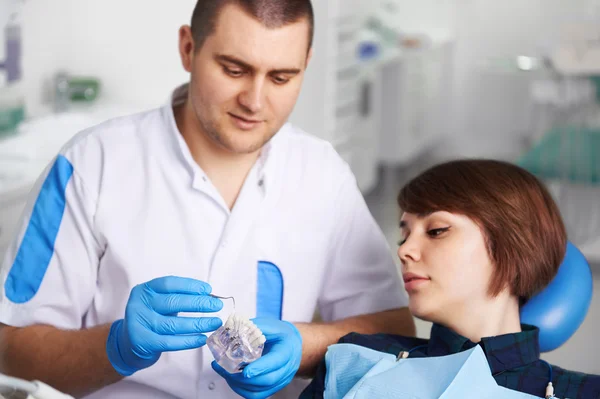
left=521, top=241, right=594, bottom=352
left=0, top=244, right=594, bottom=398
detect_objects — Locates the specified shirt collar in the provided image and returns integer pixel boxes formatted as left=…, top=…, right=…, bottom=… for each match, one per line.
left=427, top=323, right=540, bottom=375
left=165, top=83, right=277, bottom=194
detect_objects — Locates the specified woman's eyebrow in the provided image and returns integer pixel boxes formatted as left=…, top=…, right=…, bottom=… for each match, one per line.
left=400, top=212, right=436, bottom=228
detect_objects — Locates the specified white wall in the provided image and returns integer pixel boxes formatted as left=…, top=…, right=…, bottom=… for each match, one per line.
left=21, top=0, right=196, bottom=117
left=391, top=0, right=457, bottom=43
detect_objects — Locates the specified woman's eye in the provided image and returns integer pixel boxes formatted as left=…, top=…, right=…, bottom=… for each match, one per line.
left=427, top=227, right=450, bottom=237
left=398, top=239, right=406, bottom=246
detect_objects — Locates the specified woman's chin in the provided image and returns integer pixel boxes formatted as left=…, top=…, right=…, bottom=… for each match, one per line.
left=409, top=301, right=436, bottom=322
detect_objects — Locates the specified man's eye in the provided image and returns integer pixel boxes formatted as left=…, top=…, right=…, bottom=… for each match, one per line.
left=427, top=227, right=450, bottom=237
left=272, top=76, right=289, bottom=85
left=224, top=67, right=244, bottom=77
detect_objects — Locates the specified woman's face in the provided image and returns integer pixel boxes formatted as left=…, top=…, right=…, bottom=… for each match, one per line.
left=397, top=211, right=495, bottom=324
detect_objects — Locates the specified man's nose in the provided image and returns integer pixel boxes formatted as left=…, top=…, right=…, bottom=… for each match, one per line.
left=238, top=77, right=266, bottom=114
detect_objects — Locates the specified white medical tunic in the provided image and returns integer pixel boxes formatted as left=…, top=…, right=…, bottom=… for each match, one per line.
left=0, top=85, right=407, bottom=399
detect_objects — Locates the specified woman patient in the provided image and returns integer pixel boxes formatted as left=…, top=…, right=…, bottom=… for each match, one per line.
left=302, top=159, right=600, bottom=398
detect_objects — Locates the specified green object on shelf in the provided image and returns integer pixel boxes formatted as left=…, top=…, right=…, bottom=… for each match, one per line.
left=518, top=127, right=600, bottom=185
left=592, top=76, right=600, bottom=103
left=0, top=104, right=25, bottom=137
left=69, top=77, right=100, bottom=102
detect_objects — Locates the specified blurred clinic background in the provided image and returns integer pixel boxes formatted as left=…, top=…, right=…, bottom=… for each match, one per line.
left=1, top=0, right=600, bottom=374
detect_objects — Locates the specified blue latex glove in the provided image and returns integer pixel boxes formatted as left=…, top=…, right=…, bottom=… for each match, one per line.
left=211, top=318, right=303, bottom=399
left=106, top=276, right=224, bottom=376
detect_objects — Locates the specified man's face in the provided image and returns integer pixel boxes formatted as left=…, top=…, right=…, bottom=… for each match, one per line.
left=179, top=4, right=312, bottom=154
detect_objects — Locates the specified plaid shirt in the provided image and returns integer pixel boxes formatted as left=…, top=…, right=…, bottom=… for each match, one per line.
left=300, top=324, right=600, bottom=398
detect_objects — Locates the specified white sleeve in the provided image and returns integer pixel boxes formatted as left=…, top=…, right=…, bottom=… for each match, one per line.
left=0, top=154, right=101, bottom=329
left=317, top=171, right=408, bottom=322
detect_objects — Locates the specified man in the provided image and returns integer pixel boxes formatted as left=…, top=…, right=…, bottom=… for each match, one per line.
left=0, top=1, right=414, bottom=398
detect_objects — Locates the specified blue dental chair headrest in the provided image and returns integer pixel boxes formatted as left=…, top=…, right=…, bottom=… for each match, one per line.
left=520, top=242, right=594, bottom=352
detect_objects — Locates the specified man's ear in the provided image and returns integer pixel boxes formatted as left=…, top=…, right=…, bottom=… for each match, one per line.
left=178, top=25, right=195, bottom=73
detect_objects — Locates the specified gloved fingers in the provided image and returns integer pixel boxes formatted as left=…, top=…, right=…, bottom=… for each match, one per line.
left=250, top=318, right=288, bottom=337
left=249, top=319, right=302, bottom=346
left=212, top=361, right=294, bottom=392
left=212, top=361, right=259, bottom=387
left=242, top=339, right=292, bottom=378
left=150, top=292, right=224, bottom=314
left=149, top=315, right=223, bottom=335
left=149, top=331, right=209, bottom=352
left=212, top=360, right=234, bottom=379
left=145, top=276, right=213, bottom=295
left=234, top=370, right=292, bottom=391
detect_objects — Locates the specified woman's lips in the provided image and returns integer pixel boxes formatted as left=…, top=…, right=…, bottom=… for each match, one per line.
left=403, top=273, right=430, bottom=292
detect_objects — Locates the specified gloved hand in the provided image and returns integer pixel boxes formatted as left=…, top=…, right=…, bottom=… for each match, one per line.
left=106, top=276, right=224, bottom=376
left=211, top=318, right=303, bottom=399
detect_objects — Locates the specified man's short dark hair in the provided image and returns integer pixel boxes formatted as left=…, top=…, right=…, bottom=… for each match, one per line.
left=191, top=0, right=314, bottom=52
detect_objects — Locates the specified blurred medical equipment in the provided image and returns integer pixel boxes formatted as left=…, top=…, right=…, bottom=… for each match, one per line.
left=211, top=294, right=236, bottom=310
left=516, top=26, right=600, bottom=248
left=0, top=0, right=25, bottom=136
left=288, top=0, right=453, bottom=194
left=550, top=21, right=600, bottom=76
left=0, top=373, right=74, bottom=399
left=378, top=40, right=452, bottom=167
left=288, top=0, right=371, bottom=189
left=360, top=0, right=453, bottom=168
left=519, top=76, right=600, bottom=247
left=207, top=313, right=266, bottom=373
left=478, top=20, right=600, bottom=251
left=52, top=71, right=101, bottom=113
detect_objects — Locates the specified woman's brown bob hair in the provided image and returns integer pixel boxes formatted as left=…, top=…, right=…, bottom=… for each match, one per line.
left=397, top=159, right=567, bottom=301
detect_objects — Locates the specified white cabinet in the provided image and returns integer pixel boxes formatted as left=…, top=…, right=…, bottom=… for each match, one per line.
left=289, top=0, right=374, bottom=191
left=352, top=62, right=383, bottom=194
left=379, top=41, right=453, bottom=166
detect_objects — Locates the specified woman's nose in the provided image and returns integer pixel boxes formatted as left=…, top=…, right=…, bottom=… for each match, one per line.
left=398, top=237, right=421, bottom=264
